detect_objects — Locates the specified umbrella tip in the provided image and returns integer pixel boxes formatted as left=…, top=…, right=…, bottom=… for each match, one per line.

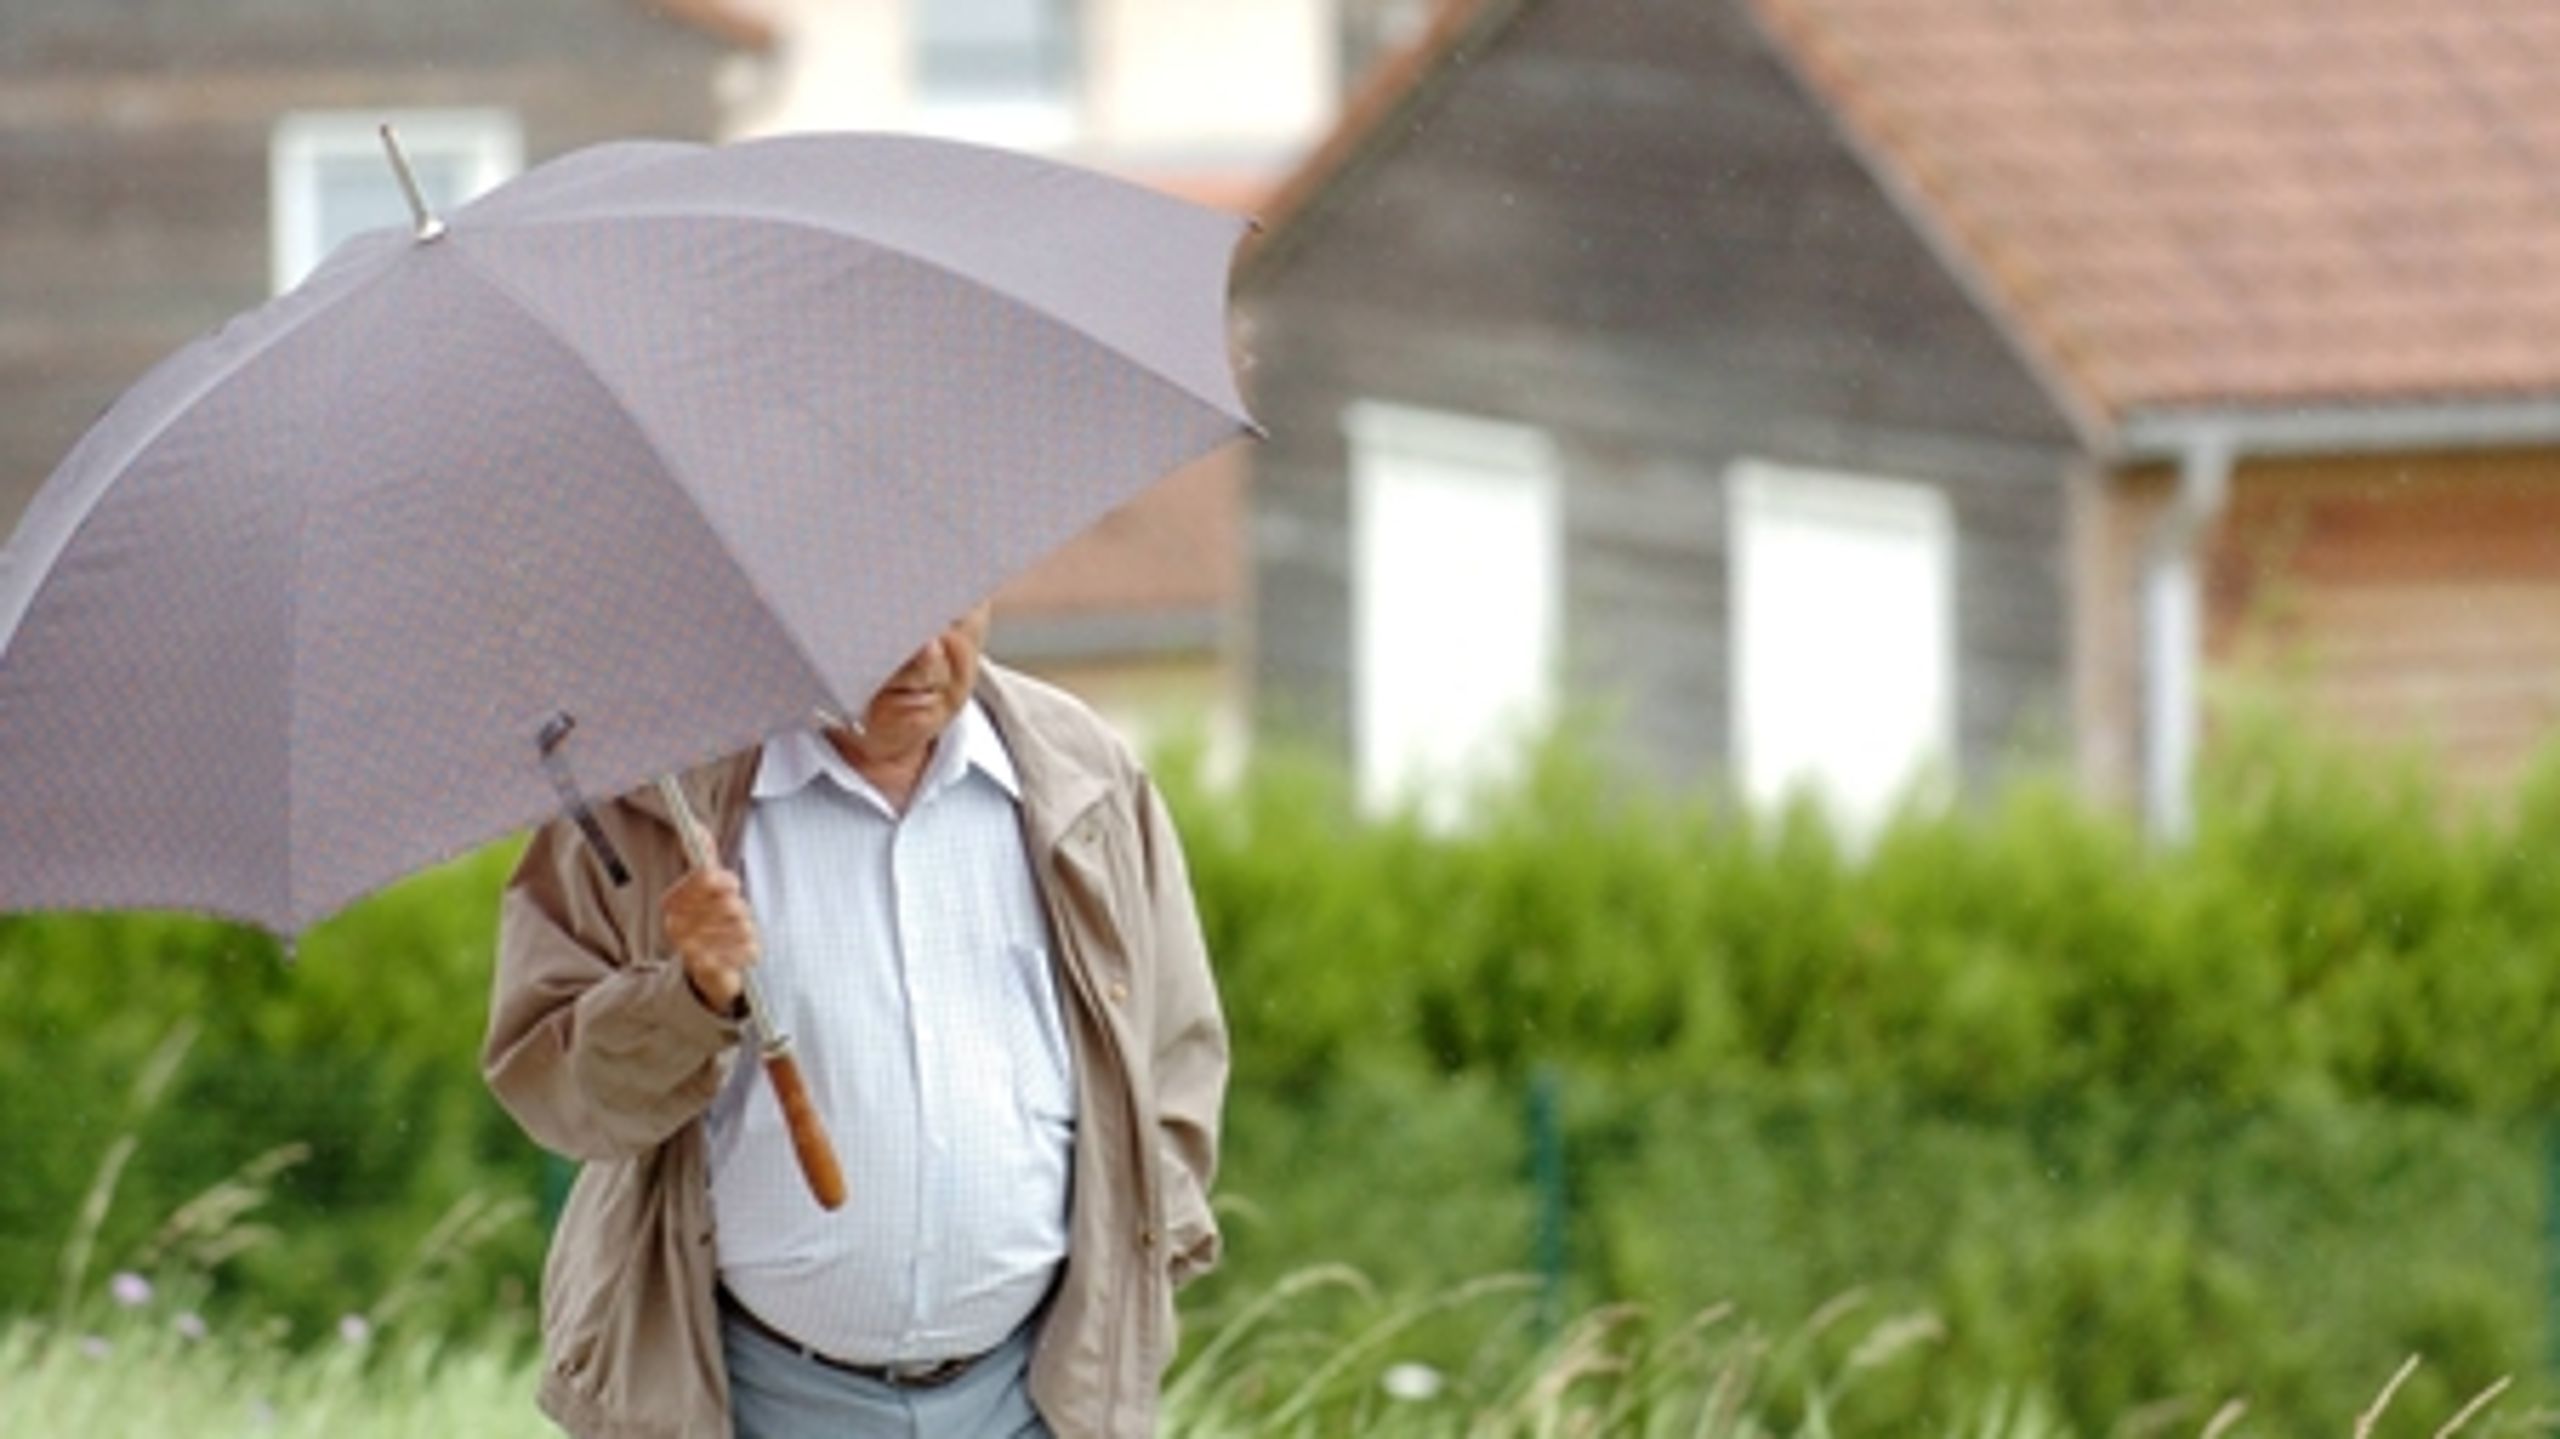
left=378, top=123, right=448, bottom=243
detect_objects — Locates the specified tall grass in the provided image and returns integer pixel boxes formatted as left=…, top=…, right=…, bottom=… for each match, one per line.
left=0, top=1313, right=543, bottom=1438
left=4, top=1265, right=2533, bottom=1437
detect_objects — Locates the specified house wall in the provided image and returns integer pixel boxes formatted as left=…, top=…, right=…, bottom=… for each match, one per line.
left=2072, top=462, right=2172, bottom=808
left=723, top=1, right=1317, bottom=742
left=1242, top=0, right=2080, bottom=794
left=2207, top=450, right=2560, bottom=787
left=732, top=0, right=1335, bottom=173
left=0, top=0, right=734, bottom=532
left=2079, top=449, right=2560, bottom=803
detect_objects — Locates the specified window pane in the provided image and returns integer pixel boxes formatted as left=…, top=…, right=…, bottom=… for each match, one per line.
left=1352, top=407, right=1558, bottom=822
left=917, top=0, right=1073, bottom=101
left=310, top=152, right=472, bottom=257
left=1731, top=463, right=1954, bottom=830
left=272, top=111, right=519, bottom=292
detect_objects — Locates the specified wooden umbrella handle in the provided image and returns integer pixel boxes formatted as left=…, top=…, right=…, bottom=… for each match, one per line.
left=654, top=777, right=848, bottom=1212
left=761, top=1048, right=848, bottom=1210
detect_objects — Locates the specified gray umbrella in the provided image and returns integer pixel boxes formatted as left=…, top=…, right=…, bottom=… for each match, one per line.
left=0, top=129, right=1256, bottom=938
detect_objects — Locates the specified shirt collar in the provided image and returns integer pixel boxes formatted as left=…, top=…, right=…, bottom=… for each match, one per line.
left=752, top=697, right=1020, bottom=810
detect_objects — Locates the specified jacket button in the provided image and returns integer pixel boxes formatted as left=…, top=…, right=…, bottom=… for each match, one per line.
left=1109, top=981, right=1130, bottom=1004
left=1138, top=1226, right=1156, bottom=1251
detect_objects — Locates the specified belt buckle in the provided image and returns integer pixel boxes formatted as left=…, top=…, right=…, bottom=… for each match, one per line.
left=881, top=1354, right=973, bottom=1389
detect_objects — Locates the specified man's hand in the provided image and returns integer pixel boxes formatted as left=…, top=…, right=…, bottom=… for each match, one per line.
left=662, top=863, right=758, bottom=1016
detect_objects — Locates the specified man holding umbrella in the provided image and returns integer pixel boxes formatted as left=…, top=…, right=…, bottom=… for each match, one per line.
left=0, top=121, right=1253, bottom=1437
left=484, top=601, right=1228, bottom=1438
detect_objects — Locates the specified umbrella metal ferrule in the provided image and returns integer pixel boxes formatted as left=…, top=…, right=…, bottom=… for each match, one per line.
left=378, top=123, right=447, bottom=243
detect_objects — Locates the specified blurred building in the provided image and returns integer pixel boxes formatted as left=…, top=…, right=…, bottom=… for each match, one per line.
left=1242, top=0, right=2560, bottom=830
left=0, top=0, right=763, bottom=536
left=705, top=0, right=1428, bottom=758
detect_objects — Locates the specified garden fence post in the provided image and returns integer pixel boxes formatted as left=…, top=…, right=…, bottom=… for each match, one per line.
left=1529, top=1064, right=1567, bottom=1341
left=2547, top=1115, right=2560, bottom=1376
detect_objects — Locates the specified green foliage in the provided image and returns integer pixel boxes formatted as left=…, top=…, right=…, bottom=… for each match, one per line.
left=0, top=845, right=542, bottom=1345
left=1163, top=716, right=2560, bottom=1111
left=1207, top=1068, right=2549, bottom=1436
left=8, top=711, right=2560, bottom=1431
left=6, top=1265, right=2066, bottom=1439
left=0, top=1308, right=546, bottom=1438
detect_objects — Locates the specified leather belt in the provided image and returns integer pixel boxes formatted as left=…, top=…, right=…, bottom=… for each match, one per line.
left=716, top=1286, right=987, bottom=1390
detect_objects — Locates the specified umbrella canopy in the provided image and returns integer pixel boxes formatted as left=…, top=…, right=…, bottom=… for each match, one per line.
left=0, top=130, right=1255, bottom=936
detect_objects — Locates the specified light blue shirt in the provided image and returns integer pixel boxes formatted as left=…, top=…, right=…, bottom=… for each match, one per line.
left=705, top=699, right=1073, bottom=1364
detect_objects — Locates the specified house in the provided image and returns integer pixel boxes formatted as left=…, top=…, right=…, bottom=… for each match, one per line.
left=0, top=0, right=764, bottom=542
left=712, top=0, right=1434, bottom=752
left=1239, top=0, right=2560, bottom=831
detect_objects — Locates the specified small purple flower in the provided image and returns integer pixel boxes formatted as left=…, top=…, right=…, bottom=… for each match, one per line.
left=79, top=1334, right=111, bottom=1361
left=337, top=1313, right=373, bottom=1347
left=109, top=1271, right=152, bottom=1308
left=175, top=1311, right=209, bottom=1342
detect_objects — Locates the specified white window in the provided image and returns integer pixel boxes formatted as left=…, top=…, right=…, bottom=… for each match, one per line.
left=1349, top=402, right=1560, bottom=823
left=1730, top=460, right=1955, bottom=830
left=269, top=109, right=522, bottom=293
left=913, top=0, right=1079, bottom=146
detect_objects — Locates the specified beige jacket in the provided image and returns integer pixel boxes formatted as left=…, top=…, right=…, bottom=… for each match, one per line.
left=483, top=664, right=1227, bottom=1439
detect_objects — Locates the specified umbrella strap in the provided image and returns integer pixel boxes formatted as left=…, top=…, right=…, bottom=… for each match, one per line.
left=536, top=712, right=631, bottom=887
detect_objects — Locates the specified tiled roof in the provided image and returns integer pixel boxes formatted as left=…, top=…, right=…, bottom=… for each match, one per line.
left=638, top=0, right=778, bottom=51
left=1747, top=0, right=2560, bottom=423
left=995, top=449, right=1241, bottom=636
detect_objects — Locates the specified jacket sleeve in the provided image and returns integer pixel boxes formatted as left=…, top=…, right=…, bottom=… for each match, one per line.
left=1136, top=775, right=1228, bottom=1288
left=482, top=813, right=740, bottom=1163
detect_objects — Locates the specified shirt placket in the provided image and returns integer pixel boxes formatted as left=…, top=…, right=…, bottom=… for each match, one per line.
left=892, top=798, right=945, bottom=1357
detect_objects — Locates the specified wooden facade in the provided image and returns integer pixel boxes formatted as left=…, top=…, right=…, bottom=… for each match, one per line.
left=1241, top=0, right=2081, bottom=795
left=2212, top=454, right=2560, bottom=786
left=0, top=0, right=743, bottom=532
left=1246, top=0, right=2560, bottom=811
left=2076, top=451, right=2560, bottom=797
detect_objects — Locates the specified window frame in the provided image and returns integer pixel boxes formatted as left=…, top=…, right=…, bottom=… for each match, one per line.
left=268, top=108, right=523, bottom=294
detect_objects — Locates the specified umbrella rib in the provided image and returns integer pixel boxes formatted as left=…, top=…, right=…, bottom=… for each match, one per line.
left=445, top=211, right=1257, bottom=626
left=467, top=207, right=1256, bottom=431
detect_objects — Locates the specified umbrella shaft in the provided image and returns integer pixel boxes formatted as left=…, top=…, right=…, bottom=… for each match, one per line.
left=654, top=775, right=792, bottom=1047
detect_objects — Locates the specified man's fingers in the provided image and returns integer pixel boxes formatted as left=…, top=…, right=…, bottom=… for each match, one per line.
left=663, top=865, right=762, bottom=1017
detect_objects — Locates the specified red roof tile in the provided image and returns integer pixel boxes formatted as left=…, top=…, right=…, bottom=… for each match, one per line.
left=1747, top=0, right=2560, bottom=421
left=635, top=0, right=778, bottom=51
left=996, top=449, right=1241, bottom=623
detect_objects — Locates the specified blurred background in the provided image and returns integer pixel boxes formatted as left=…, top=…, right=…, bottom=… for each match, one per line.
left=10, top=1, right=2560, bottom=1433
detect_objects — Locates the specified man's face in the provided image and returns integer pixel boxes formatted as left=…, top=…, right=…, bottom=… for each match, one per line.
left=838, top=603, right=992, bottom=769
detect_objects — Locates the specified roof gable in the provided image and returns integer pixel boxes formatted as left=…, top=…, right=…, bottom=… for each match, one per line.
left=1242, top=0, right=2076, bottom=448
left=1258, top=0, right=2560, bottom=442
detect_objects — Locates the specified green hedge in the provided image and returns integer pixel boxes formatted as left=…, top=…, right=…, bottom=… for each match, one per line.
left=1176, top=712, right=2560, bottom=1110
left=6, top=711, right=2560, bottom=1431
